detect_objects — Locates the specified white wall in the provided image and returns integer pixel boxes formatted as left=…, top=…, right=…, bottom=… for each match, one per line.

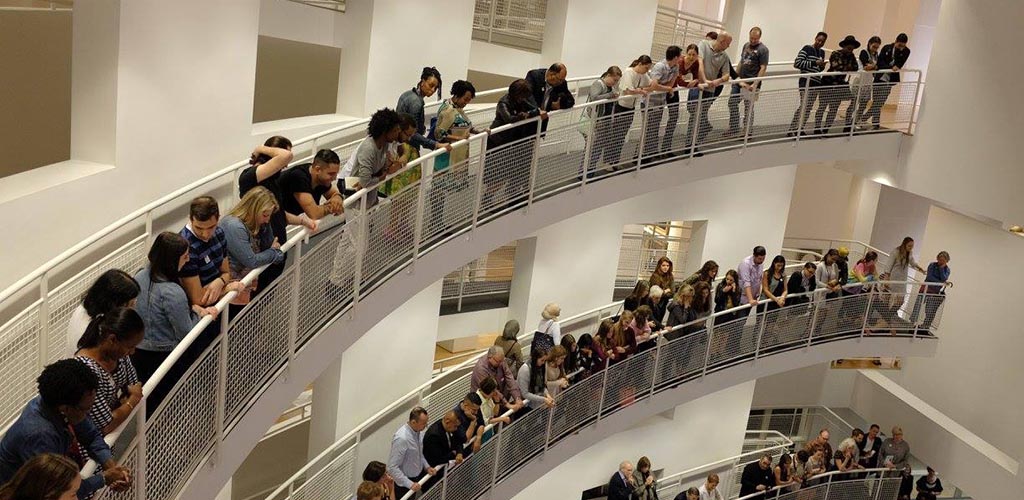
left=436, top=307, right=509, bottom=342
left=543, top=0, right=659, bottom=77
left=898, top=0, right=1024, bottom=227
left=727, top=0, right=828, bottom=63
left=307, top=281, right=442, bottom=457
left=784, top=164, right=856, bottom=240
left=868, top=184, right=931, bottom=257
left=513, top=381, right=756, bottom=500
left=468, top=40, right=541, bottom=80
left=752, top=364, right=858, bottom=409
left=881, top=205, right=1024, bottom=464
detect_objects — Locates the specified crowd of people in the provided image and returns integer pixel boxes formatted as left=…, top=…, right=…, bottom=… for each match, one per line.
left=607, top=424, right=942, bottom=500
left=0, top=23, right=928, bottom=500
left=339, top=239, right=950, bottom=500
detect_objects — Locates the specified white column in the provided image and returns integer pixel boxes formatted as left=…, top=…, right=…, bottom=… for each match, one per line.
left=868, top=185, right=932, bottom=257
left=541, top=0, right=660, bottom=77
left=70, top=0, right=119, bottom=165
left=512, top=381, right=756, bottom=500
left=728, top=0, right=827, bottom=62
left=506, top=204, right=625, bottom=330
left=307, top=280, right=443, bottom=458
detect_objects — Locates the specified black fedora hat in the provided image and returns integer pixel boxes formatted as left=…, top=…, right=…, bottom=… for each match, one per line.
left=839, top=35, right=861, bottom=49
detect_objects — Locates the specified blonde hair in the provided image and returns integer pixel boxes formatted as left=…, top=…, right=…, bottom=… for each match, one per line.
left=675, top=284, right=695, bottom=303
left=229, top=186, right=279, bottom=233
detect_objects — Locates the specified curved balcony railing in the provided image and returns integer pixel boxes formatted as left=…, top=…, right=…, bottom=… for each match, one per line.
left=654, top=430, right=793, bottom=500
left=6, top=67, right=920, bottom=500
left=267, top=280, right=942, bottom=500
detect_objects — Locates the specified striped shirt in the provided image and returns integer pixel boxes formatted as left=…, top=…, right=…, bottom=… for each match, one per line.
left=179, top=224, right=227, bottom=286
left=794, top=44, right=827, bottom=85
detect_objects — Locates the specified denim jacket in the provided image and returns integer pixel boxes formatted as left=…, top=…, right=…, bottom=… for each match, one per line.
left=134, top=266, right=199, bottom=352
left=0, top=397, right=113, bottom=499
left=397, top=87, right=438, bottom=151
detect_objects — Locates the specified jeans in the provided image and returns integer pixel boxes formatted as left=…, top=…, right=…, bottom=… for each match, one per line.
left=816, top=84, right=854, bottom=133
left=662, top=91, right=681, bottom=152
left=599, top=104, right=635, bottom=169
left=910, top=291, right=945, bottom=328
left=642, top=102, right=665, bottom=160
left=865, top=81, right=895, bottom=126
left=728, top=83, right=756, bottom=132
left=684, top=86, right=724, bottom=150
left=789, top=81, right=823, bottom=133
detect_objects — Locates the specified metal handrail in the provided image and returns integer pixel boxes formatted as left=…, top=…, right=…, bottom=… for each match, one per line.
left=657, top=430, right=792, bottom=483
left=268, top=280, right=941, bottom=500
left=735, top=468, right=897, bottom=500
left=55, top=67, right=925, bottom=500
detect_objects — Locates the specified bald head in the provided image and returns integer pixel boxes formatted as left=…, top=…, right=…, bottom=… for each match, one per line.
left=546, top=63, right=567, bottom=86
left=715, top=31, right=733, bottom=51
left=442, top=410, right=460, bottom=432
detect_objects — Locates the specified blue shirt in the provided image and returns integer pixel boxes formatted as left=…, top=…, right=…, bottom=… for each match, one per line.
left=924, top=262, right=950, bottom=293
left=387, top=423, right=430, bottom=488
left=179, top=224, right=228, bottom=287
left=0, top=397, right=113, bottom=499
left=134, top=266, right=199, bottom=352
left=397, top=87, right=437, bottom=151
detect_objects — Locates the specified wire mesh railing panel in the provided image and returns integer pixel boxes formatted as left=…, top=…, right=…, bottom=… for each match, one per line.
left=423, top=376, right=472, bottom=422
left=533, top=117, right=589, bottom=193
left=45, top=236, right=148, bottom=358
left=442, top=435, right=498, bottom=500
left=422, top=159, right=477, bottom=245
left=297, top=230, right=350, bottom=346
left=812, top=294, right=869, bottom=341
left=0, top=306, right=41, bottom=431
left=747, top=86, right=803, bottom=142
left=478, top=135, right=535, bottom=215
left=865, top=289, right=916, bottom=334
left=92, top=445, right=139, bottom=500
left=601, top=348, right=656, bottom=415
left=145, top=342, right=220, bottom=500
left=289, top=446, right=356, bottom=500
left=707, top=314, right=757, bottom=367
left=495, top=405, right=547, bottom=474
left=655, top=329, right=709, bottom=386
left=225, top=271, right=294, bottom=422
left=548, top=372, right=604, bottom=441
left=360, top=188, right=417, bottom=286
left=759, top=303, right=814, bottom=351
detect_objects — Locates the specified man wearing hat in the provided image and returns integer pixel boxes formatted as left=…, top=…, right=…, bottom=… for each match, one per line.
left=815, top=35, right=861, bottom=134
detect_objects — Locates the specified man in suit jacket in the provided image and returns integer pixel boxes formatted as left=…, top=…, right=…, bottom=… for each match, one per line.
left=524, top=63, right=575, bottom=132
left=421, top=411, right=466, bottom=491
left=858, top=424, right=884, bottom=469
left=787, top=262, right=817, bottom=304
left=608, top=460, right=642, bottom=500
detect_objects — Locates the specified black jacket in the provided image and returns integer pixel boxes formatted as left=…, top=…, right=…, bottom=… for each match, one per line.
left=739, top=462, right=775, bottom=497
left=423, top=419, right=466, bottom=469
left=488, top=93, right=541, bottom=149
left=787, top=270, right=816, bottom=302
left=608, top=472, right=638, bottom=500
left=878, top=43, right=911, bottom=83
left=859, top=435, right=883, bottom=468
left=525, top=68, right=576, bottom=113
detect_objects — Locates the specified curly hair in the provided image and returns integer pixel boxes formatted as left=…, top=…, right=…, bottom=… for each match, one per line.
left=38, top=359, right=98, bottom=409
left=367, top=108, right=401, bottom=140
left=450, top=79, right=476, bottom=98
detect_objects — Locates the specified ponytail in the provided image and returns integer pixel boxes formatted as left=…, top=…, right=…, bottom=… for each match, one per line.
left=601, top=65, right=623, bottom=78
left=419, top=66, right=442, bottom=102
left=629, top=55, right=653, bottom=68
left=77, top=307, right=145, bottom=350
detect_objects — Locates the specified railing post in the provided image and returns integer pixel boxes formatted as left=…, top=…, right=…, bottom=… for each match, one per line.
left=635, top=95, right=651, bottom=172
left=596, top=357, right=611, bottom=420
left=701, top=320, right=714, bottom=378
left=352, top=194, right=368, bottom=304
left=860, top=286, right=876, bottom=339
left=580, top=112, right=596, bottom=188
left=144, top=210, right=153, bottom=239
left=741, top=82, right=756, bottom=152
left=648, top=336, right=663, bottom=398
left=471, top=134, right=489, bottom=229
left=134, top=401, right=147, bottom=500
left=908, top=73, right=923, bottom=134
left=490, top=422, right=505, bottom=490
left=36, top=274, right=49, bottom=372
left=806, top=297, right=821, bottom=348
left=850, top=76, right=865, bottom=139
left=215, top=313, right=229, bottom=459
left=542, top=405, right=555, bottom=452
left=526, top=118, right=542, bottom=211
left=688, top=91, right=703, bottom=159
left=310, top=138, right=318, bottom=159
left=456, top=265, right=468, bottom=313
left=486, top=0, right=497, bottom=43
left=824, top=478, right=832, bottom=499
left=753, top=306, right=767, bottom=360
left=794, top=78, right=811, bottom=145
left=287, top=243, right=301, bottom=363
left=411, top=165, right=428, bottom=264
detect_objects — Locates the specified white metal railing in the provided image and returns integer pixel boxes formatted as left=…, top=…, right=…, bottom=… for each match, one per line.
left=268, top=279, right=942, bottom=500
left=655, top=430, right=793, bottom=500
left=736, top=468, right=904, bottom=500
left=651, top=5, right=724, bottom=61
left=440, top=244, right=516, bottom=311
left=472, top=0, right=547, bottom=50
left=616, top=223, right=693, bottom=291
left=1, top=68, right=924, bottom=500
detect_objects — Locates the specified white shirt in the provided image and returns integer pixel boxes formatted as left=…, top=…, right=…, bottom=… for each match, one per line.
left=699, top=484, right=724, bottom=500
left=617, top=67, right=651, bottom=109
left=66, top=304, right=91, bottom=356
left=536, top=319, right=562, bottom=345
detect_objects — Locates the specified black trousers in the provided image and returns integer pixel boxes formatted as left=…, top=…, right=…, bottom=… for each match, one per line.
left=394, top=472, right=426, bottom=499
